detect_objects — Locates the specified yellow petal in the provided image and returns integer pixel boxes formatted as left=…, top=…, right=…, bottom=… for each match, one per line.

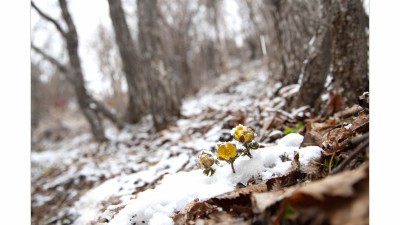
left=217, top=143, right=236, bottom=159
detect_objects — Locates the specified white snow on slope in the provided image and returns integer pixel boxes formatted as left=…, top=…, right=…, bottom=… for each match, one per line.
left=32, top=60, right=323, bottom=225
left=74, top=133, right=322, bottom=225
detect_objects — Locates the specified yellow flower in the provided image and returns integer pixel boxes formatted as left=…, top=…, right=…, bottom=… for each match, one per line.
left=233, top=125, right=256, bottom=143
left=197, top=152, right=214, bottom=169
left=216, top=142, right=236, bottom=160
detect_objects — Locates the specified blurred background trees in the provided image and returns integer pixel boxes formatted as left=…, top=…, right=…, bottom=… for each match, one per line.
left=31, top=0, right=369, bottom=142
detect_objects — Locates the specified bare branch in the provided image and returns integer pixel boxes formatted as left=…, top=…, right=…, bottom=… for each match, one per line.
left=58, top=0, right=78, bottom=37
left=31, top=1, right=67, bottom=37
left=31, top=43, right=69, bottom=74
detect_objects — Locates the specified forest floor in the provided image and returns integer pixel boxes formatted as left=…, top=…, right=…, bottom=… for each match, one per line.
left=31, top=59, right=369, bottom=225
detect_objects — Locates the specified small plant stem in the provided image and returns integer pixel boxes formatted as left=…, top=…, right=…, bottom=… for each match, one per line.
left=328, top=151, right=336, bottom=174
left=244, top=143, right=253, bottom=158
left=230, top=159, right=236, bottom=173
left=246, top=148, right=252, bottom=158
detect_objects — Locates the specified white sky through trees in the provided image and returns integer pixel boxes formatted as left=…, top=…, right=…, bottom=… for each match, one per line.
left=31, top=0, right=243, bottom=96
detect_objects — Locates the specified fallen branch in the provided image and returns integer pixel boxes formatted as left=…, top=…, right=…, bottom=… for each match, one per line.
left=340, top=132, right=369, bottom=148
left=331, top=140, right=369, bottom=175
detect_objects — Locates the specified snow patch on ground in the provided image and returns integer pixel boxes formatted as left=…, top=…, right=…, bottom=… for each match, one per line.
left=75, top=133, right=323, bottom=225
left=31, top=61, right=323, bottom=225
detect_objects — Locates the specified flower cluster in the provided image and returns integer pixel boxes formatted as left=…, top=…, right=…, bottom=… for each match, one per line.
left=197, top=124, right=259, bottom=175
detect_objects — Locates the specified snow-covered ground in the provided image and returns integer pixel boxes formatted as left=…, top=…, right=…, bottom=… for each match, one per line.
left=31, top=60, right=323, bottom=225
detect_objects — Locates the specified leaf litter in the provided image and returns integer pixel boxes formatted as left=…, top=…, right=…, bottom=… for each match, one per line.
left=31, top=60, right=369, bottom=225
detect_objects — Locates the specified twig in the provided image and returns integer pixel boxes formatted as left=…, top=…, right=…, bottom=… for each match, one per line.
left=31, top=44, right=69, bottom=73
left=331, top=140, right=369, bottom=175
left=31, top=1, right=67, bottom=37
left=341, top=132, right=369, bottom=148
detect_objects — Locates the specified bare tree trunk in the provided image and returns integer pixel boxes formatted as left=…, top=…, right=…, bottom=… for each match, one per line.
left=329, top=0, right=369, bottom=106
left=205, top=0, right=227, bottom=74
left=137, top=0, right=181, bottom=131
left=260, top=0, right=285, bottom=81
left=295, top=0, right=332, bottom=109
left=58, top=0, right=109, bottom=142
left=107, top=0, right=149, bottom=123
left=262, top=0, right=319, bottom=86
left=32, top=0, right=124, bottom=142
left=31, top=62, right=41, bottom=131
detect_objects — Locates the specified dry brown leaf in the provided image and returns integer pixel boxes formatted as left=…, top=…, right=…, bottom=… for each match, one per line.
left=333, top=105, right=363, bottom=118
left=349, top=112, right=369, bottom=133
left=304, top=159, right=328, bottom=181
left=300, top=130, right=323, bottom=148
left=251, top=163, right=369, bottom=225
left=322, top=126, right=351, bottom=152
left=174, top=180, right=269, bottom=224
left=326, top=91, right=343, bottom=116
left=173, top=198, right=217, bottom=225
left=310, top=117, right=340, bottom=132
left=322, top=112, right=369, bottom=153
left=198, top=211, right=253, bottom=225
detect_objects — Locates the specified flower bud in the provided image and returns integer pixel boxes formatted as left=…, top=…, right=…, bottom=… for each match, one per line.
left=232, top=125, right=256, bottom=143
left=197, top=151, right=215, bottom=169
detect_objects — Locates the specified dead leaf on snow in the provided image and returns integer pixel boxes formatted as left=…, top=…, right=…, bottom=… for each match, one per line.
left=251, top=163, right=369, bottom=225
left=173, top=198, right=217, bottom=225
left=174, top=179, right=269, bottom=225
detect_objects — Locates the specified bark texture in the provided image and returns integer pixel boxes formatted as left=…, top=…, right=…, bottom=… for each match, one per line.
left=58, top=0, right=108, bottom=142
left=265, top=0, right=320, bottom=86
left=329, top=0, right=369, bottom=106
left=107, top=0, right=149, bottom=123
left=295, top=0, right=332, bottom=109
left=137, top=0, right=181, bottom=131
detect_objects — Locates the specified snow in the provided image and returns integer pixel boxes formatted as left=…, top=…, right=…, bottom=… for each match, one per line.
left=278, top=133, right=304, bottom=147
left=269, top=129, right=283, bottom=137
left=31, top=60, right=324, bottom=225
left=278, top=84, right=300, bottom=99
left=345, top=123, right=352, bottom=129
left=321, top=92, right=330, bottom=101
left=324, top=74, right=334, bottom=88
left=309, top=35, right=316, bottom=46
left=74, top=133, right=322, bottom=225
left=291, top=105, right=311, bottom=117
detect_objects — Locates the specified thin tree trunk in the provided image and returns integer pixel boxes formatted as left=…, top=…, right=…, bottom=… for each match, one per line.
left=32, top=0, right=123, bottom=142
left=107, top=0, right=149, bottom=123
left=58, top=0, right=108, bottom=142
